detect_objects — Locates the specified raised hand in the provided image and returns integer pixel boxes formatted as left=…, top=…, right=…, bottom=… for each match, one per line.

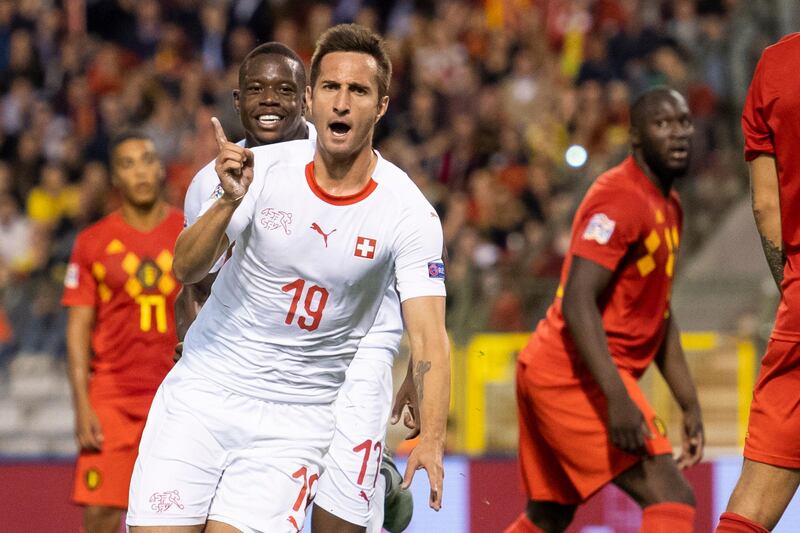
left=212, top=117, right=254, bottom=202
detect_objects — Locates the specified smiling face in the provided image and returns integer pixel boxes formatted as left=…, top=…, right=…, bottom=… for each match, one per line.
left=306, top=51, right=388, bottom=162
left=234, top=53, right=307, bottom=146
left=111, top=138, right=163, bottom=210
left=632, top=91, right=694, bottom=180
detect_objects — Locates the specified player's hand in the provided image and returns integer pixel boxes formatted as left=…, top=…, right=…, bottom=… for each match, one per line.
left=173, top=341, right=183, bottom=363
left=402, top=436, right=444, bottom=511
left=676, top=405, right=704, bottom=469
left=212, top=117, right=254, bottom=203
left=607, top=394, right=651, bottom=455
left=75, top=404, right=104, bottom=452
left=390, top=365, right=420, bottom=439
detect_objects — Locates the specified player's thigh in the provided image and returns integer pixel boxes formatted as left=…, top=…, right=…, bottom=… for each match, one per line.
left=313, top=356, right=393, bottom=530
left=515, top=360, right=582, bottom=505
left=127, top=368, right=229, bottom=528
left=209, top=402, right=336, bottom=533
left=726, top=458, right=800, bottom=529
left=612, top=453, right=694, bottom=508
left=744, top=339, right=800, bottom=468
left=83, top=505, right=122, bottom=533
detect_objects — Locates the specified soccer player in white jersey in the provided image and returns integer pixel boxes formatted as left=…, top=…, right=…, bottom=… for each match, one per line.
left=179, top=42, right=413, bottom=533
left=127, top=24, right=449, bottom=533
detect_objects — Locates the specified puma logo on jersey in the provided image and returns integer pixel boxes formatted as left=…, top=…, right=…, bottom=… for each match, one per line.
left=310, top=222, right=336, bottom=247
left=260, top=208, right=293, bottom=235
left=358, top=490, right=370, bottom=509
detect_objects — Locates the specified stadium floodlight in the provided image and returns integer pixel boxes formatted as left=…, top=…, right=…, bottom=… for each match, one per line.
left=565, top=144, right=588, bottom=168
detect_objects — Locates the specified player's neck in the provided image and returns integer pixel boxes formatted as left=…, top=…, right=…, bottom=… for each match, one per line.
left=632, top=152, right=673, bottom=197
left=313, top=146, right=377, bottom=196
left=120, top=201, right=168, bottom=232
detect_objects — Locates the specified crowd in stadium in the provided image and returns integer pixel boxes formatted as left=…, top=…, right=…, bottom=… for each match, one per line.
left=0, top=0, right=780, bottom=362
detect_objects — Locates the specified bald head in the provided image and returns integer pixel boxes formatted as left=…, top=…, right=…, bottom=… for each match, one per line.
left=630, top=87, right=687, bottom=134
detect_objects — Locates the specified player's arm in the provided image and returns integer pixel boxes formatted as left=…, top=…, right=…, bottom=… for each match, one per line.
left=562, top=256, right=650, bottom=455
left=654, top=313, right=704, bottom=469
left=66, top=305, right=103, bottom=452
left=400, top=295, right=449, bottom=510
left=174, top=274, right=216, bottom=340
left=174, top=118, right=253, bottom=284
left=750, top=154, right=784, bottom=289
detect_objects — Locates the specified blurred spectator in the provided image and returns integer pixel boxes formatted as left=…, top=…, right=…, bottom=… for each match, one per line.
left=0, top=193, right=34, bottom=276
left=26, top=164, right=80, bottom=227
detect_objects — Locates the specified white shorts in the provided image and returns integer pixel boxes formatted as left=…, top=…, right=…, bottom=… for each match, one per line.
left=127, top=362, right=335, bottom=533
left=313, top=353, right=393, bottom=530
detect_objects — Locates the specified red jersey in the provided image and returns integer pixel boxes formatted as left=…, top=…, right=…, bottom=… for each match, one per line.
left=62, top=208, right=183, bottom=400
left=522, top=157, right=682, bottom=380
left=742, top=33, right=800, bottom=341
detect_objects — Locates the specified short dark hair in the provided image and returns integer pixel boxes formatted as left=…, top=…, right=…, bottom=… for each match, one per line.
left=109, top=131, right=153, bottom=160
left=239, top=42, right=306, bottom=87
left=630, top=86, right=683, bottom=131
left=310, top=24, right=392, bottom=98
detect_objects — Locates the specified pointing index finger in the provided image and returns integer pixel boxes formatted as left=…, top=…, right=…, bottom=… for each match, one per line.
left=211, top=117, right=228, bottom=149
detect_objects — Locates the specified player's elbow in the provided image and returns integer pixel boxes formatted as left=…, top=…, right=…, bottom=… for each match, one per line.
left=173, top=255, right=202, bottom=285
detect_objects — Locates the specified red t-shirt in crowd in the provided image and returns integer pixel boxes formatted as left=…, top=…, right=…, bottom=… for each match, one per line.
left=62, top=208, right=183, bottom=400
left=521, top=156, right=683, bottom=380
left=742, top=32, right=800, bottom=341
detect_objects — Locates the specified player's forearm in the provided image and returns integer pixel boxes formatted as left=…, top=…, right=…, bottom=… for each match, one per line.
left=410, top=337, right=450, bottom=444
left=174, top=287, right=195, bottom=341
left=66, top=313, right=93, bottom=409
left=175, top=277, right=215, bottom=340
left=655, top=316, right=700, bottom=413
left=750, top=156, right=785, bottom=288
left=403, top=296, right=450, bottom=444
left=173, top=198, right=237, bottom=284
left=563, top=297, right=627, bottom=401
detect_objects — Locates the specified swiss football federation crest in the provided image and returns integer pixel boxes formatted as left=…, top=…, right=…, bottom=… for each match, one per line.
left=261, top=208, right=293, bottom=235
left=354, top=237, right=377, bottom=259
left=582, top=213, right=616, bottom=245
left=150, top=490, right=185, bottom=513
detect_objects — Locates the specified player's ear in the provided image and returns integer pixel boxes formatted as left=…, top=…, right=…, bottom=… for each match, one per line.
left=629, top=126, right=640, bottom=147
left=232, top=90, right=240, bottom=114
left=305, top=85, right=313, bottom=119
left=376, top=95, right=389, bottom=124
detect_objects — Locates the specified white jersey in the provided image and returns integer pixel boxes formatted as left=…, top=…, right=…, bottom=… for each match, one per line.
left=182, top=139, right=444, bottom=403
left=181, top=122, right=403, bottom=364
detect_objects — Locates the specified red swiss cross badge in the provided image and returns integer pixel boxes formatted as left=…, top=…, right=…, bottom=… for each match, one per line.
left=354, top=237, right=377, bottom=259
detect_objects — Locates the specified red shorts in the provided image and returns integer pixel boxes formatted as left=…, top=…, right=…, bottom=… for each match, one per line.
left=744, top=338, right=800, bottom=468
left=72, top=396, right=153, bottom=508
left=516, top=356, right=672, bottom=504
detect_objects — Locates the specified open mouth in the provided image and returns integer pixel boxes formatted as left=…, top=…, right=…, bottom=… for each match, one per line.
left=329, top=122, right=351, bottom=137
left=257, top=114, right=283, bottom=127
left=668, top=146, right=689, bottom=159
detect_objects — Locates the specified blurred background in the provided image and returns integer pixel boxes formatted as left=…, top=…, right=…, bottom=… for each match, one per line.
left=0, top=0, right=797, bottom=531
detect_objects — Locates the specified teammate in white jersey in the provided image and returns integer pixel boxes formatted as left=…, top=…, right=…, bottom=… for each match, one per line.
left=128, top=24, right=449, bottom=533
left=179, top=42, right=412, bottom=533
